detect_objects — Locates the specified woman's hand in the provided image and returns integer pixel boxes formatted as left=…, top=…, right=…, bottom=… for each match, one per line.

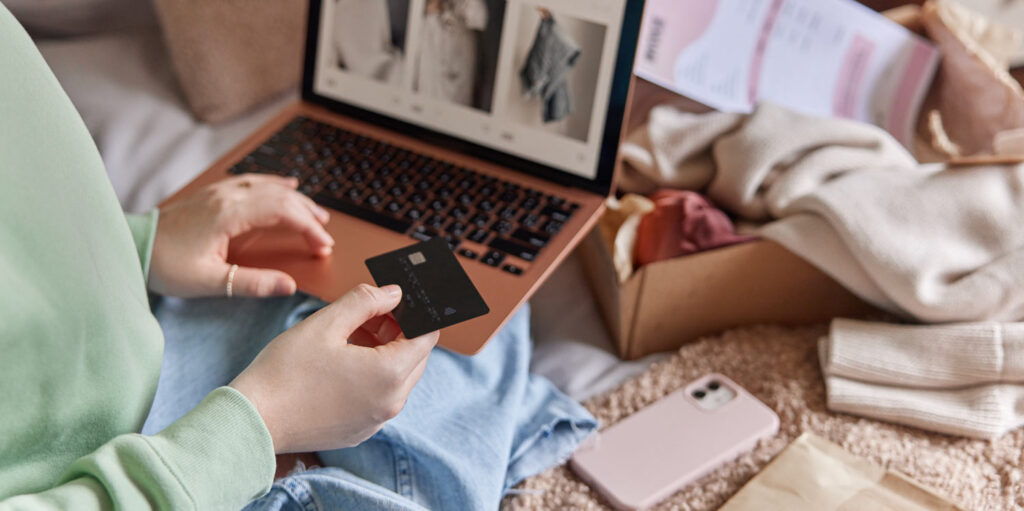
left=149, top=175, right=335, bottom=298
left=230, top=284, right=440, bottom=453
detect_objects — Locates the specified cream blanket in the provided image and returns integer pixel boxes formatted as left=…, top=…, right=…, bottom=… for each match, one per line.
left=621, top=103, right=1024, bottom=323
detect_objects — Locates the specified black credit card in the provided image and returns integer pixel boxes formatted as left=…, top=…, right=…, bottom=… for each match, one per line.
left=365, top=237, right=490, bottom=338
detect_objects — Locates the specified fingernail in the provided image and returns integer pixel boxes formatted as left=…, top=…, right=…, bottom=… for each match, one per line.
left=382, top=284, right=401, bottom=298
left=274, top=280, right=296, bottom=296
left=318, top=246, right=333, bottom=257
left=315, top=206, right=330, bottom=221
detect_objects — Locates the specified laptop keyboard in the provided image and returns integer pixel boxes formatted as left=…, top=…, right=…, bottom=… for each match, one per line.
left=229, top=116, right=579, bottom=276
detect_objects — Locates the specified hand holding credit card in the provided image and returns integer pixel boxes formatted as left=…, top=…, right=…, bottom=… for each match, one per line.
left=365, top=237, right=490, bottom=339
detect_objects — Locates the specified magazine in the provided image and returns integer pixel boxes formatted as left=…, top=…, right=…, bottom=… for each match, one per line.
left=634, top=0, right=939, bottom=146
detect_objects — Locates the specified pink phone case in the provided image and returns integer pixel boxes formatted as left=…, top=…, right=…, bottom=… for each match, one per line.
left=570, top=374, right=779, bottom=510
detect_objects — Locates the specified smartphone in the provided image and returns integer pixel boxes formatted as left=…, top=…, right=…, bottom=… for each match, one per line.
left=570, top=373, right=779, bottom=510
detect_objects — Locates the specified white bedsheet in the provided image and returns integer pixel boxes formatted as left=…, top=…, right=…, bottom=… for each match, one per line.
left=37, top=29, right=664, bottom=402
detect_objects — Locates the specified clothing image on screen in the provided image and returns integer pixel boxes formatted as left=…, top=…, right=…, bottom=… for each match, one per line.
left=506, top=6, right=606, bottom=142
left=414, top=0, right=505, bottom=111
left=331, top=0, right=410, bottom=85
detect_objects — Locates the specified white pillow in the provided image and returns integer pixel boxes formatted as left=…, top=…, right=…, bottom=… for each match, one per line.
left=4, top=0, right=157, bottom=38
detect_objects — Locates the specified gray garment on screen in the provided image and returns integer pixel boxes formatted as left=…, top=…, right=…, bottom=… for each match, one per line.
left=519, top=17, right=580, bottom=123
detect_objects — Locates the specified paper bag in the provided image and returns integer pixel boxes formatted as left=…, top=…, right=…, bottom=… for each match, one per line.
left=720, top=433, right=962, bottom=511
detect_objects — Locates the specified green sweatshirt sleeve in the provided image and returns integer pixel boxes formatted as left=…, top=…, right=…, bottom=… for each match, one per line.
left=0, top=388, right=276, bottom=511
left=125, top=210, right=160, bottom=278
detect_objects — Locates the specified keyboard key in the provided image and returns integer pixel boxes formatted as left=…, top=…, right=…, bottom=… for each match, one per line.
left=511, top=228, right=549, bottom=248
left=424, top=215, right=445, bottom=229
left=366, top=194, right=382, bottom=207
left=389, top=185, right=405, bottom=197
left=488, top=237, right=538, bottom=262
left=369, top=179, right=385, bottom=191
left=457, top=248, right=479, bottom=260
left=256, top=143, right=280, bottom=156
left=430, top=199, right=446, bottom=211
left=385, top=201, right=402, bottom=214
left=446, top=221, right=468, bottom=237
left=499, top=206, right=516, bottom=219
left=471, top=213, right=490, bottom=228
left=467, top=229, right=489, bottom=244
left=410, top=225, right=437, bottom=241
left=520, top=197, right=539, bottom=210
left=520, top=213, right=540, bottom=228
left=492, top=220, right=513, bottom=234
left=450, top=206, right=468, bottom=220
left=481, top=250, right=505, bottom=267
left=544, top=220, right=563, bottom=234
left=542, top=205, right=571, bottom=222
left=478, top=200, right=495, bottom=212
left=245, top=154, right=285, bottom=172
left=410, top=193, right=427, bottom=204
left=313, top=194, right=411, bottom=234
left=406, top=208, right=423, bottom=221
left=502, top=264, right=523, bottom=276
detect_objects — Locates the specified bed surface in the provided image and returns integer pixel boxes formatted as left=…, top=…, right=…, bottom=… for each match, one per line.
left=37, top=29, right=665, bottom=403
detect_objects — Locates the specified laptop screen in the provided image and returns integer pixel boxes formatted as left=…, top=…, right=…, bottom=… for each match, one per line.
left=310, top=0, right=632, bottom=184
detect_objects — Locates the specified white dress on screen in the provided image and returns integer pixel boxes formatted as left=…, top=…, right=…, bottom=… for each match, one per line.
left=332, top=0, right=404, bottom=84
left=415, top=0, right=488, bottom=107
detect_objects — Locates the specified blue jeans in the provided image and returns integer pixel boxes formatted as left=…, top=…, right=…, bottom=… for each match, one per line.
left=143, top=294, right=596, bottom=510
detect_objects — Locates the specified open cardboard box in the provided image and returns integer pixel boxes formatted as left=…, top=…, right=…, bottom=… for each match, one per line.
left=577, top=231, right=877, bottom=360
left=579, top=78, right=877, bottom=360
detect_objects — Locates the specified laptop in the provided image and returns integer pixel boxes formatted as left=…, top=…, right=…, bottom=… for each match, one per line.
left=162, top=0, right=646, bottom=355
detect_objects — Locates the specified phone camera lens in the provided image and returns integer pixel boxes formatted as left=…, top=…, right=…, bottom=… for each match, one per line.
left=692, top=390, right=706, bottom=399
left=708, top=381, right=721, bottom=391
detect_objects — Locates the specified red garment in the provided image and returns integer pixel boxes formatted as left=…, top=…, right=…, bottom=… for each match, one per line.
left=634, top=190, right=756, bottom=268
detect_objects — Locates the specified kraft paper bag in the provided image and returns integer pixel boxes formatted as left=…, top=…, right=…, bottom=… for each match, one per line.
left=721, top=433, right=962, bottom=511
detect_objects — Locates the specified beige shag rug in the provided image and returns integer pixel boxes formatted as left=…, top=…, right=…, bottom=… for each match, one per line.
left=505, top=324, right=1024, bottom=510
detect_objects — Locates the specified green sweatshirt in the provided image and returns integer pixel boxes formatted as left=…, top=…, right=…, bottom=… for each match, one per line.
left=0, top=5, right=275, bottom=510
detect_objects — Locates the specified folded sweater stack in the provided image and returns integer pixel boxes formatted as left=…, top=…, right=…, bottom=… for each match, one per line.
left=821, top=319, right=1024, bottom=439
